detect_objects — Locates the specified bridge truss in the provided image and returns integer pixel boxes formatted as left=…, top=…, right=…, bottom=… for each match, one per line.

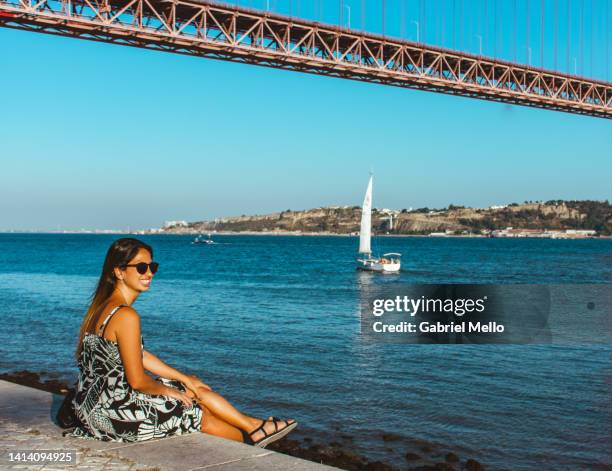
left=1, top=0, right=611, bottom=119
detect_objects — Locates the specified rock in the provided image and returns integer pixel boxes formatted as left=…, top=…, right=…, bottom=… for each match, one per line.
left=405, top=452, right=421, bottom=461
left=411, top=438, right=436, bottom=453
left=381, top=432, right=402, bottom=442
left=363, top=461, right=395, bottom=471
left=434, top=463, right=454, bottom=471
left=466, top=459, right=485, bottom=471
left=445, top=452, right=459, bottom=463
left=0, top=370, right=69, bottom=394
left=268, top=438, right=301, bottom=453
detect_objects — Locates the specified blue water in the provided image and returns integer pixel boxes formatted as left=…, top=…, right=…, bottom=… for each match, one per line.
left=0, top=234, right=610, bottom=470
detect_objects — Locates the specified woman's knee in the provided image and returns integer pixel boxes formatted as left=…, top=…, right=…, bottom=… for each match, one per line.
left=197, top=386, right=211, bottom=396
left=196, top=389, right=219, bottom=405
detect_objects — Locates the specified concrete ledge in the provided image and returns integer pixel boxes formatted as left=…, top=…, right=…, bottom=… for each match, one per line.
left=0, top=380, right=336, bottom=470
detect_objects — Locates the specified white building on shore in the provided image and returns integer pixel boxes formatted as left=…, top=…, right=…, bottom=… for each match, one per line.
left=163, top=220, right=188, bottom=229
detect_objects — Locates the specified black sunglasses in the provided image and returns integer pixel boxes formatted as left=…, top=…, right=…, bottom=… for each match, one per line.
left=121, top=262, right=159, bottom=275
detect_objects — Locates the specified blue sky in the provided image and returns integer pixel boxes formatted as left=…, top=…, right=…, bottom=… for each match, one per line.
left=1, top=0, right=610, bottom=231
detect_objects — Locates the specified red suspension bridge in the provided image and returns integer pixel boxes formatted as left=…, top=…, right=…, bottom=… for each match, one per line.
left=1, top=0, right=611, bottom=118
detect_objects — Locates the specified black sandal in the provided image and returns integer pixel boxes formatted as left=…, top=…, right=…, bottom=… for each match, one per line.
left=246, top=419, right=265, bottom=446
left=249, top=417, right=298, bottom=448
left=240, top=428, right=254, bottom=445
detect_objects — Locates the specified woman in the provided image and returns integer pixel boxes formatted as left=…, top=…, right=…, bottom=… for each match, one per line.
left=72, top=238, right=296, bottom=447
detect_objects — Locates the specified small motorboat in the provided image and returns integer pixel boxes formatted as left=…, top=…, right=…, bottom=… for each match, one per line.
left=192, top=233, right=216, bottom=245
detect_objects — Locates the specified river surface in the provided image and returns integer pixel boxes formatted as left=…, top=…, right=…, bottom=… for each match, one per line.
left=0, top=234, right=610, bottom=470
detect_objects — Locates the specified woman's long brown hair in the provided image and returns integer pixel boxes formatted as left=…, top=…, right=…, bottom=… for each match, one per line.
left=76, top=238, right=153, bottom=358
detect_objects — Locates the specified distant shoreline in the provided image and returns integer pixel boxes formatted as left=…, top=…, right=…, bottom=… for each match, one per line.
left=158, top=201, right=611, bottom=238
left=1, top=231, right=609, bottom=239
left=2, top=201, right=609, bottom=238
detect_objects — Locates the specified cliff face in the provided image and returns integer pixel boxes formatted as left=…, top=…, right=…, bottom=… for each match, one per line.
left=182, top=207, right=363, bottom=233
left=161, top=201, right=611, bottom=235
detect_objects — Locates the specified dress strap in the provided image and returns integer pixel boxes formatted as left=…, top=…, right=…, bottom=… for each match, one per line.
left=98, top=304, right=128, bottom=336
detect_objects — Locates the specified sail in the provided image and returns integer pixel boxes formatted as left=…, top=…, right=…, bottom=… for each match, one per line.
left=359, top=176, right=373, bottom=254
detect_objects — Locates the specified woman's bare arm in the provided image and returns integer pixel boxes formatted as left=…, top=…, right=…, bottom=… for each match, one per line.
left=143, top=350, right=189, bottom=383
left=113, top=308, right=191, bottom=405
left=143, top=351, right=212, bottom=395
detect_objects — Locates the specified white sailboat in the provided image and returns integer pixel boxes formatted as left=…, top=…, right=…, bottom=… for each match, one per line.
left=356, top=175, right=401, bottom=273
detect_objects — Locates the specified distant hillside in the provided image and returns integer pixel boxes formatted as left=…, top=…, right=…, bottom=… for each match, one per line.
left=160, top=200, right=611, bottom=235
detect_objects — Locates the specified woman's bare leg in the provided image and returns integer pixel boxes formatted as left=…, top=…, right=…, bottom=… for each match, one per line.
left=194, top=389, right=260, bottom=432
left=191, top=387, right=296, bottom=443
left=199, top=405, right=243, bottom=442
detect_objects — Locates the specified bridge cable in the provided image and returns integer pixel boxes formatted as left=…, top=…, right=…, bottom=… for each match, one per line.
left=419, top=0, right=422, bottom=42
left=527, top=0, right=531, bottom=63
left=477, top=0, right=481, bottom=53
left=382, top=0, right=386, bottom=36
left=443, top=0, right=447, bottom=47
left=567, top=0, right=571, bottom=73
left=541, top=0, right=545, bottom=67
left=453, top=0, right=457, bottom=49
left=437, top=0, right=441, bottom=46
left=423, top=0, right=426, bottom=43
left=361, top=0, right=365, bottom=32
left=460, top=0, right=464, bottom=50
left=580, top=0, right=584, bottom=74
left=400, top=0, right=405, bottom=38
left=554, top=0, right=559, bottom=70
left=589, top=0, right=595, bottom=77
left=494, top=0, right=498, bottom=57
left=514, top=0, right=517, bottom=62
left=482, top=0, right=489, bottom=54
left=419, top=0, right=423, bottom=43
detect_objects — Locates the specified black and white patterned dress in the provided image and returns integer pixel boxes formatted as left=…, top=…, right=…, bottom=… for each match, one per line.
left=71, top=305, right=203, bottom=442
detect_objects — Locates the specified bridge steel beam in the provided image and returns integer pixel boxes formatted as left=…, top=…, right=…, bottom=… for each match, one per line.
left=1, top=0, right=611, bottom=119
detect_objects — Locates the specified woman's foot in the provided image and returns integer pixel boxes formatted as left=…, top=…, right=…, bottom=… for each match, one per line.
left=248, top=417, right=297, bottom=448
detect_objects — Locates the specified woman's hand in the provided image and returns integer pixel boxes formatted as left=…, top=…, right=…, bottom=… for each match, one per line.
left=182, top=375, right=212, bottom=399
left=164, top=386, right=194, bottom=407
